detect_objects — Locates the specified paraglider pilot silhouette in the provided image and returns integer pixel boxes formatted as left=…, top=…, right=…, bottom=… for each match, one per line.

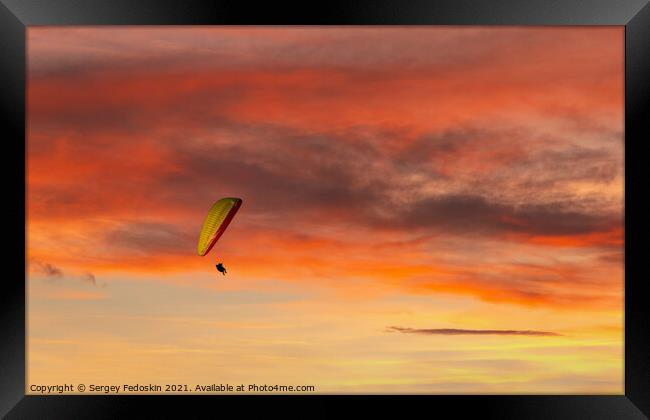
left=197, top=197, right=242, bottom=276
left=215, top=262, right=227, bottom=275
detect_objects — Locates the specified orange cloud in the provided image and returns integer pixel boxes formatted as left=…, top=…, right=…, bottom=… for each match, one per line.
left=27, top=27, right=623, bottom=311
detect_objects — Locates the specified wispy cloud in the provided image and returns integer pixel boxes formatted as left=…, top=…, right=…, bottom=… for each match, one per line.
left=30, top=260, right=104, bottom=287
left=34, top=261, right=64, bottom=278
left=105, top=221, right=194, bottom=255
left=386, top=326, right=561, bottom=337
left=80, top=272, right=97, bottom=286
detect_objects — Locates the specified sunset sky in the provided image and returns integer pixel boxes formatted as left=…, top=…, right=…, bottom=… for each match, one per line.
left=27, top=27, right=624, bottom=393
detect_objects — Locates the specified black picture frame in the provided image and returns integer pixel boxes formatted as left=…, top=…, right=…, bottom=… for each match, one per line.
left=1, top=1, right=648, bottom=418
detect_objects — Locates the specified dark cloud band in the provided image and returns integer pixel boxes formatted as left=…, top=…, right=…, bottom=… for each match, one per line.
left=386, top=326, right=561, bottom=336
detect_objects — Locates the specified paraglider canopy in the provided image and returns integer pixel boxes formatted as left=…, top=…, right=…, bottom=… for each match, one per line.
left=197, top=197, right=242, bottom=256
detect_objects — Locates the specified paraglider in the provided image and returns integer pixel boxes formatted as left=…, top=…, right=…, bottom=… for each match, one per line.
left=197, top=197, right=242, bottom=275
